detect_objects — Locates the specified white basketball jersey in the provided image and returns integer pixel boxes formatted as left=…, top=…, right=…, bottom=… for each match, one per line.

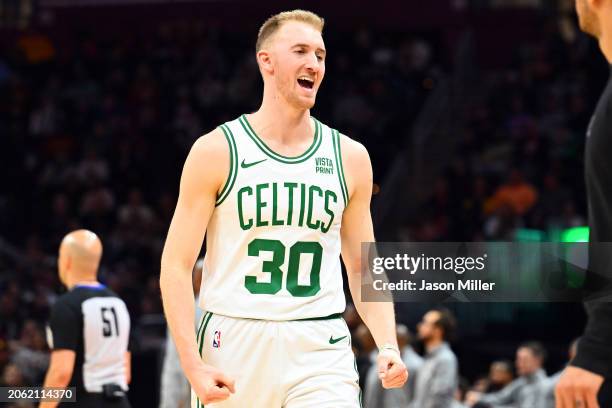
left=199, top=114, right=349, bottom=320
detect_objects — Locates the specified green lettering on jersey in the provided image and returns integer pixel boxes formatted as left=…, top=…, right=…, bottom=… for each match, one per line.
left=256, top=183, right=269, bottom=227
left=237, top=186, right=253, bottom=230
left=307, top=185, right=323, bottom=230
left=322, top=190, right=337, bottom=233
left=298, top=183, right=306, bottom=227
left=271, top=183, right=284, bottom=226
left=315, top=157, right=334, bottom=174
left=236, top=182, right=338, bottom=233
left=284, top=182, right=297, bottom=226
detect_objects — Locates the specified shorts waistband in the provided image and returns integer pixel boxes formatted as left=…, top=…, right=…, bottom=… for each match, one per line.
left=205, top=312, right=343, bottom=322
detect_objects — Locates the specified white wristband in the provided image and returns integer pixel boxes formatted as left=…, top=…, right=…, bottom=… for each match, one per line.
left=379, top=344, right=400, bottom=355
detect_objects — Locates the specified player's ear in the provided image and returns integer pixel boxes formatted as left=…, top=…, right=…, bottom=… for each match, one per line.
left=257, top=49, right=274, bottom=75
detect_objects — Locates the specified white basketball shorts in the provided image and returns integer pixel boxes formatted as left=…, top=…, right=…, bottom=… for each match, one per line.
left=190, top=312, right=361, bottom=408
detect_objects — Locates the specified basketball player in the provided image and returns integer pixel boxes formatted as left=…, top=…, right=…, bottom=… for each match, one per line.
left=555, top=1, right=612, bottom=407
left=160, top=10, right=408, bottom=407
left=42, top=230, right=131, bottom=408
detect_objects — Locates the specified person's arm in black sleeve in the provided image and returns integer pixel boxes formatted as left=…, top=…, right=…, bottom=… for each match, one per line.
left=556, top=244, right=612, bottom=407
left=41, top=299, right=79, bottom=408
left=47, top=299, right=80, bottom=351
left=572, top=71, right=612, bottom=379
left=571, top=301, right=612, bottom=378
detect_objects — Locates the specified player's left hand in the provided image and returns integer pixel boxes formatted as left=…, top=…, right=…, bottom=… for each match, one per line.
left=377, top=349, right=408, bottom=389
left=555, top=366, right=604, bottom=408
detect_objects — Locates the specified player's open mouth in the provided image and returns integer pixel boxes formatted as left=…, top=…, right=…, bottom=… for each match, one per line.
left=297, top=77, right=314, bottom=90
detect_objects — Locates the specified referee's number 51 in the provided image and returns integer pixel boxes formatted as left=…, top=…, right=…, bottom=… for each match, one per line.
left=101, top=307, right=120, bottom=337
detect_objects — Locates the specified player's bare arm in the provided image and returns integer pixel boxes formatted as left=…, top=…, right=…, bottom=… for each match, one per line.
left=339, top=134, right=409, bottom=390
left=39, top=350, right=75, bottom=408
left=160, top=129, right=236, bottom=404
left=125, top=351, right=131, bottom=385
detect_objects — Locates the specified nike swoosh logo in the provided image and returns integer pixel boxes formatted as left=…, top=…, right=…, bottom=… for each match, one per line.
left=241, top=158, right=267, bottom=169
left=329, top=335, right=348, bottom=344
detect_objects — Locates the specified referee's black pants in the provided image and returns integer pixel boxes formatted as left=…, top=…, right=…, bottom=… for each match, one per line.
left=59, top=392, right=131, bottom=408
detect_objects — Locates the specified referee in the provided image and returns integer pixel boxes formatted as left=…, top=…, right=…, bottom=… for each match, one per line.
left=556, top=1, right=612, bottom=407
left=41, top=230, right=131, bottom=408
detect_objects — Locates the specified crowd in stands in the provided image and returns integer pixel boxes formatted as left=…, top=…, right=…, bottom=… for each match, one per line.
left=405, top=18, right=608, bottom=242
left=0, top=8, right=605, bottom=408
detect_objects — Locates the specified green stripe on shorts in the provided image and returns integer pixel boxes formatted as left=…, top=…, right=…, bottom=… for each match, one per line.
left=196, top=312, right=213, bottom=408
left=294, top=312, right=343, bottom=321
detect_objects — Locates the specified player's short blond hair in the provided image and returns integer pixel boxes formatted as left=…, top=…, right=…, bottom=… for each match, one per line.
left=256, top=10, right=324, bottom=52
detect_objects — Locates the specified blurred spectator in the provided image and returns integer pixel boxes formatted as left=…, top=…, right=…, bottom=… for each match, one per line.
left=469, top=341, right=548, bottom=408
left=560, top=201, right=586, bottom=228
left=537, top=173, right=571, bottom=227
left=343, top=303, right=362, bottom=333
left=399, top=324, right=424, bottom=403
left=75, top=148, right=110, bottom=184
left=46, top=193, right=79, bottom=244
left=118, top=188, right=157, bottom=232
left=471, top=376, right=491, bottom=394
left=1, top=363, right=26, bottom=387
left=485, top=169, right=538, bottom=217
left=17, top=31, right=55, bottom=64
left=486, top=360, right=514, bottom=393
left=1, top=365, right=35, bottom=408
left=9, top=320, right=49, bottom=385
left=453, top=377, right=470, bottom=408
left=28, top=95, right=62, bottom=137
left=80, top=182, right=116, bottom=234
left=411, top=308, right=459, bottom=408
left=0, top=337, right=10, bottom=373
left=0, top=293, right=22, bottom=340
left=355, top=324, right=377, bottom=392
left=469, top=361, right=514, bottom=397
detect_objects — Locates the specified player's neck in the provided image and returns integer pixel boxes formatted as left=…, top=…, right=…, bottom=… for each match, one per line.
left=250, top=101, right=312, bottom=143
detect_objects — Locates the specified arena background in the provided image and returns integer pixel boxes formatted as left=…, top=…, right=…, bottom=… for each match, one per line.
left=0, top=0, right=608, bottom=405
